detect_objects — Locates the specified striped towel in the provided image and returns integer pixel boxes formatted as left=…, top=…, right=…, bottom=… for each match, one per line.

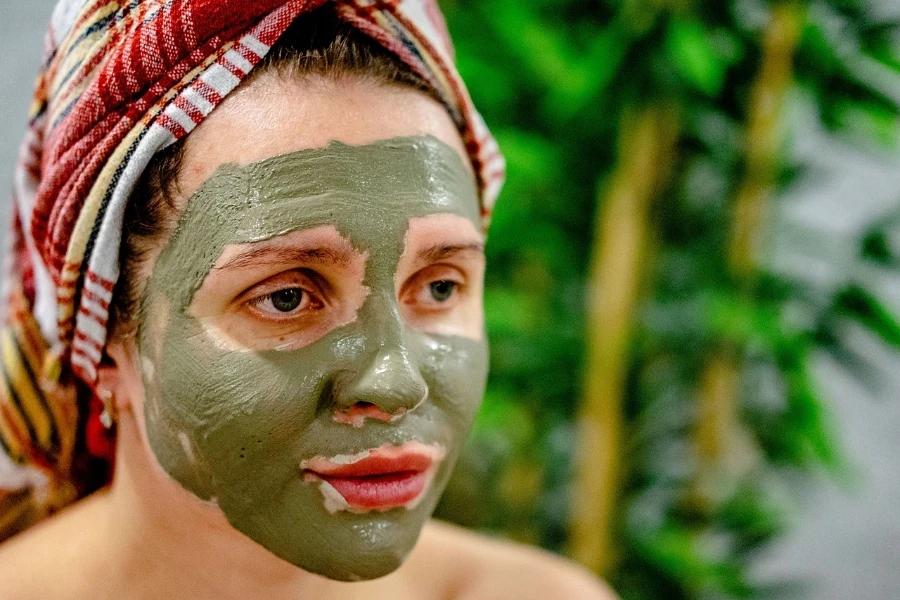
left=0, top=0, right=504, bottom=540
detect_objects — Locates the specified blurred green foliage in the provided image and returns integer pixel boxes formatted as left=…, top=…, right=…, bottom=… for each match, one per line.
left=435, top=1, right=900, bottom=598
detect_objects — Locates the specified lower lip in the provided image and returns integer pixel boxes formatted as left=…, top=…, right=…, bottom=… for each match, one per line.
left=310, top=470, right=429, bottom=510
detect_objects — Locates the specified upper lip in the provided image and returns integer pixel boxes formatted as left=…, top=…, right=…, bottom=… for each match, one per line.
left=300, top=441, right=445, bottom=478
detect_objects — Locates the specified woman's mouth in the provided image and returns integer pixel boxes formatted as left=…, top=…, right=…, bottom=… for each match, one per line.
left=300, top=441, right=446, bottom=513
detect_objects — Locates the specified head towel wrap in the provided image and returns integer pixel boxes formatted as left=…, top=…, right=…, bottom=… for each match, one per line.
left=0, top=0, right=504, bottom=539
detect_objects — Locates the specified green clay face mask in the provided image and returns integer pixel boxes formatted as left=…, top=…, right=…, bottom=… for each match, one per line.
left=137, top=136, right=488, bottom=581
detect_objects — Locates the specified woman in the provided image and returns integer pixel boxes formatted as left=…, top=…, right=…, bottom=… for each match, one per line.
left=0, top=1, right=614, bottom=598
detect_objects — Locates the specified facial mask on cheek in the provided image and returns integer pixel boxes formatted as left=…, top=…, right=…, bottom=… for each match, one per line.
left=137, top=136, right=488, bottom=580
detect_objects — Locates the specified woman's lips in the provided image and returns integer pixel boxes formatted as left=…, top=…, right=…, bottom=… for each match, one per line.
left=314, top=470, right=429, bottom=511
left=300, top=441, right=446, bottom=513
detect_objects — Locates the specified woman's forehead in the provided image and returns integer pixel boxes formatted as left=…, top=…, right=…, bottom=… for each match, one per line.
left=176, top=75, right=473, bottom=202
left=192, top=135, right=480, bottom=237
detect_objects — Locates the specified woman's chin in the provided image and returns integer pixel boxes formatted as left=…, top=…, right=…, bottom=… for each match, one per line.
left=305, top=551, right=407, bottom=582
left=232, top=507, right=428, bottom=582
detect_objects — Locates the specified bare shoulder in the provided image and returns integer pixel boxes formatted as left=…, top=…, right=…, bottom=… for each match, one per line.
left=411, top=520, right=618, bottom=600
left=0, top=491, right=107, bottom=600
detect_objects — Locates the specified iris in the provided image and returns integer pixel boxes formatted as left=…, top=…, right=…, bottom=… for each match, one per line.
left=430, top=280, right=455, bottom=302
left=271, top=288, right=304, bottom=312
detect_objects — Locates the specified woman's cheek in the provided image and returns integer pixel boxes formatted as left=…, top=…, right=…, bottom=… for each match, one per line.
left=420, top=334, right=489, bottom=427
left=140, top=309, right=317, bottom=501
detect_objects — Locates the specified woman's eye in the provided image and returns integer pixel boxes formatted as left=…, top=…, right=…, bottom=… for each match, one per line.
left=429, top=280, right=457, bottom=302
left=248, top=286, right=316, bottom=316
left=270, top=288, right=304, bottom=312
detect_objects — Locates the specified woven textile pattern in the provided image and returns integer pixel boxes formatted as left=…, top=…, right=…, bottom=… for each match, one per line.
left=0, top=0, right=504, bottom=540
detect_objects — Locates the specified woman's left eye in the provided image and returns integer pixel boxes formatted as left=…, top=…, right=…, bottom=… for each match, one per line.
left=402, top=267, right=466, bottom=310
left=429, top=280, right=457, bottom=302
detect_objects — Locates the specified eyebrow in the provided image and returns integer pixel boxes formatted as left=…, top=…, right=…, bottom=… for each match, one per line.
left=215, top=245, right=354, bottom=271
left=416, top=242, right=485, bottom=264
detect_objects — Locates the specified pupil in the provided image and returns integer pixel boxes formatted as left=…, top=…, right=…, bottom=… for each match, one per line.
left=271, top=288, right=303, bottom=312
left=430, top=281, right=455, bottom=302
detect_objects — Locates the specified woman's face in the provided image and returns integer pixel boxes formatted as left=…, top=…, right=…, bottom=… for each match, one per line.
left=120, top=74, right=487, bottom=580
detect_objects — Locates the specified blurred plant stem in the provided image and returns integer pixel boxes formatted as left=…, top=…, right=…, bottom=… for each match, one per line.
left=695, top=1, right=807, bottom=504
left=729, top=1, right=807, bottom=279
left=571, top=104, right=679, bottom=575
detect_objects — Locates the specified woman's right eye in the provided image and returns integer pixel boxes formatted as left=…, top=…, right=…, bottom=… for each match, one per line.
left=270, top=288, right=304, bottom=312
left=246, top=284, right=322, bottom=319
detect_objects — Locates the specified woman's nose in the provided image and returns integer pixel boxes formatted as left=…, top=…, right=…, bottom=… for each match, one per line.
left=332, top=295, right=429, bottom=422
left=335, top=347, right=428, bottom=419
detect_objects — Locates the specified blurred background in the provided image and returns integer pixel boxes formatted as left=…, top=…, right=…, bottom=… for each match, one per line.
left=2, top=1, right=900, bottom=599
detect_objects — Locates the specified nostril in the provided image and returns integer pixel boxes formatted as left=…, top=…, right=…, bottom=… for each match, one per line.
left=355, top=401, right=379, bottom=412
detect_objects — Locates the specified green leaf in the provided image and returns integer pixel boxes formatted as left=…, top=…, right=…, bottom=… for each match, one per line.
left=832, top=91, right=900, bottom=145
left=545, top=26, right=631, bottom=119
left=484, top=288, right=545, bottom=336
left=473, top=388, right=537, bottom=449
left=665, top=17, right=728, bottom=96
left=632, top=523, right=752, bottom=596
left=861, top=212, right=900, bottom=266
left=483, top=1, right=579, bottom=91
left=835, top=285, right=900, bottom=348
left=782, top=356, right=841, bottom=471
left=799, top=19, right=841, bottom=74
left=862, top=230, right=898, bottom=265
left=718, top=485, right=787, bottom=547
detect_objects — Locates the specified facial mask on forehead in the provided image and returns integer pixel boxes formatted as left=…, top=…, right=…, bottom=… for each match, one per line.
left=137, top=135, right=488, bottom=580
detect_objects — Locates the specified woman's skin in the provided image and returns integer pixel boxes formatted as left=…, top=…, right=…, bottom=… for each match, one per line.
left=0, top=72, right=615, bottom=599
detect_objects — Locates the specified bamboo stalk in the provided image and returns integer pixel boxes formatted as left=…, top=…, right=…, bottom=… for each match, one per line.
left=570, top=104, right=679, bottom=575
left=695, top=1, right=806, bottom=499
left=730, top=1, right=807, bottom=279
left=694, top=349, right=741, bottom=492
